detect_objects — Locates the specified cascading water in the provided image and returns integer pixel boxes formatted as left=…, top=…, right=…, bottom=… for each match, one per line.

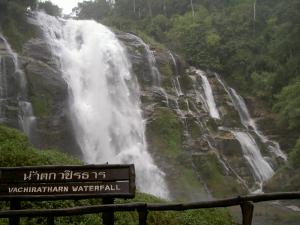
left=194, top=69, right=220, bottom=119
left=215, top=74, right=287, bottom=161
left=169, top=51, right=178, bottom=76
left=128, top=34, right=161, bottom=86
left=35, top=12, right=169, bottom=198
left=0, top=34, right=36, bottom=138
left=128, top=34, right=170, bottom=106
left=172, top=76, right=183, bottom=97
left=233, top=131, right=274, bottom=190
left=229, top=88, right=287, bottom=161
left=169, top=52, right=183, bottom=97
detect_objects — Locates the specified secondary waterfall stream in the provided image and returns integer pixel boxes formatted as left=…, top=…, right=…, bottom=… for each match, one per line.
left=215, top=74, right=287, bottom=161
left=35, top=12, right=169, bottom=198
left=0, top=34, right=36, bottom=138
left=194, top=69, right=220, bottom=119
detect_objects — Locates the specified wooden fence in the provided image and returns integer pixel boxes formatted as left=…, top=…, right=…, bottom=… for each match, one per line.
left=0, top=192, right=299, bottom=225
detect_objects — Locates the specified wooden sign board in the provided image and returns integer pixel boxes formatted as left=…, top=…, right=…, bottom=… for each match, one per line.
left=0, top=164, right=135, bottom=199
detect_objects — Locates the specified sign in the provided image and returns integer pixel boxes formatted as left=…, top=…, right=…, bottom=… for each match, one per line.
left=0, top=164, right=135, bottom=199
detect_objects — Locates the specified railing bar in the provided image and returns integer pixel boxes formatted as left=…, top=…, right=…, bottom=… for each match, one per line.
left=0, top=203, right=146, bottom=218
left=0, top=192, right=299, bottom=218
left=242, top=192, right=300, bottom=202
left=0, top=191, right=298, bottom=202
left=148, top=198, right=240, bottom=210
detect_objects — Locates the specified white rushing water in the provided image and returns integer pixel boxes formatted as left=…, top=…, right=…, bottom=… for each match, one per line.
left=195, top=69, right=220, bottom=119
left=0, top=34, right=36, bottom=137
left=229, top=88, right=287, bottom=161
left=35, top=12, right=169, bottom=198
left=233, top=131, right=274, bottom=189
left=128, top=34, right=161, bottom=86
left=215, top=74, right=287, bottom=161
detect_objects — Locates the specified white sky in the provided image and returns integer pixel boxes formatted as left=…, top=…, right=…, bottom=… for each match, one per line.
left=47, top=0, right=86, bottom=14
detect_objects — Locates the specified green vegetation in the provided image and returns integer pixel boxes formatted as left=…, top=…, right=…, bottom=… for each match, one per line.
left=38, top=1, right=61, bottom=17
left=265, top=138, right=300, bottom=192
left=30, top=95, right=52, bottom=117
left=193, top=153, right=242, bottom=197
left=0, top=0, right=38, bottom=52
left=147, top=107, right=182, bottom=156
left=0, top=125, right=79, bottom=166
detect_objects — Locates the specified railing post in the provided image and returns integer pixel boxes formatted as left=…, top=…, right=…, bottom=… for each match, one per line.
left=9, top=200, right=21, bottom=225
left=138, top=206, right=148, bottom=225
left=47, top=216, right=55, bottom=225
left=102, top=198, right=115, bottom=225
left=240, top=201, right=254, bottom=225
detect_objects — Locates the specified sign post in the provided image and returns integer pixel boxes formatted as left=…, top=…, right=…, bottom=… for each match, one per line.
left=0, top=164, right=135, bottom=225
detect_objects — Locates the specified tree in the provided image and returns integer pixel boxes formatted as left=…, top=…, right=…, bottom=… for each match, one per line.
left=76, top=0, right=111, bottom=20
left=38, top=1, right=61, bottom=16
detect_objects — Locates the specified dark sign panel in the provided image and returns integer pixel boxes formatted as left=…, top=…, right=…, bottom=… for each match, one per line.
left=0, top=164, right=135, bottom=199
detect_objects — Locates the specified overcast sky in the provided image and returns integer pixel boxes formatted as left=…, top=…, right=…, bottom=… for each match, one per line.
left=48, top=0, right=85, bottom=14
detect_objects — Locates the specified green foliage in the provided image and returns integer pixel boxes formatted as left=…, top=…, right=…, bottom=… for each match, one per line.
left=38, top=1, right=61, bottom=17
left=289, top=138, right=300, bottom=169
left=193, top=153, right=242, bottom=197
left=147, top=107, right=182, bottom=156
left=159, top=61, right=173, bottom=77
left=264, top=137, right=300, bottom=192
left=75, top=0, right=112, bottom=20
left=0, top=125, right=79, bottom=167
left=0, top=0, right=37, bottom=52
left=134, top=30, right=166, bottom=51
left=30, top=95, right=52, bottom=117
left=274, top=80, right=300, bottom=131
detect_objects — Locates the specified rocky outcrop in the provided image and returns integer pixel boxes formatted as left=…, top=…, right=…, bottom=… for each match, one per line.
left=0, top=36, right=23, bottom=129
left=21, top=36, right=81, bottom=156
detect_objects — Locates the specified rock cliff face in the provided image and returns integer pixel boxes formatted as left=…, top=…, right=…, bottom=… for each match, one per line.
left=0, top=15, right=287, bottom=200
left=20, top=28, right=81, bottom=156
left=0, top=36, right=22, bottom=129
left=118, top=32, right=286, bottom=199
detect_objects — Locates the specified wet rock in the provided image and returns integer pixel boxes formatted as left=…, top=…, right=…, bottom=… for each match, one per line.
left=22, top=38, right=81, bottom=156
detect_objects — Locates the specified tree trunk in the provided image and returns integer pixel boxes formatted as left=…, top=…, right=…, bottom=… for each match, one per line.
left=163, top=0, right=167, bottom=16
left=190, top=0, right=195, bottom=17
left=147, top=0, right=152, bottom=18
left=253, top=0, right=257, bottom=21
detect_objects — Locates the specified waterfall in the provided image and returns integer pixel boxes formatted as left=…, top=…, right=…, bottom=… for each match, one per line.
left=233, top=131, right=274, bottom=190
left=169, top=51, right=184, bottom=97
left=35, top=12, right=169, bottom=198
left=169, top=51, right=178, bottom=76
left=0, top=34, right=36, bottom=138
left=215, top=74, right=287, bottom=161
left=172, top=76, right=183, bottom=97
left=194, top=69, right=220, bottom=119
left=229, top=88, right=257, bottom=129
left=127, top=34, right=161, bottom=86
left=0, top=53, right=8, bottom=122
left=229, top=88, right=287, bottom=161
